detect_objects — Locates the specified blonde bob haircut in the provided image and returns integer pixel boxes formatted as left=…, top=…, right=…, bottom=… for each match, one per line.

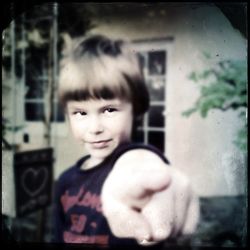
left=58, top=34, right=149, bottom=117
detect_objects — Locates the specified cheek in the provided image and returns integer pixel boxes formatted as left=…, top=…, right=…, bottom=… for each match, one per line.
left=69, top=119, right=85, bottom=140
left=110, top=115, right=133, bottom=138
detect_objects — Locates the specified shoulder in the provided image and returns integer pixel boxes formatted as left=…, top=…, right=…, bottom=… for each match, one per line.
left=112, top=142, right=170, bottom=165
left=55, top=155, right=88, bottom=188
left=112, top=143, right=170, bottom=172
left=115, top=148, right=163, bottom=166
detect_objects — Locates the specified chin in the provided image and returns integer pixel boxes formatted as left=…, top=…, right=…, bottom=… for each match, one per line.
left=90, top=146, right=115, bottom=160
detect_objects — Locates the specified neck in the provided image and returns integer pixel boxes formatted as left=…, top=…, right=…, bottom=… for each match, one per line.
left=82, top=156, right=104, bottom=170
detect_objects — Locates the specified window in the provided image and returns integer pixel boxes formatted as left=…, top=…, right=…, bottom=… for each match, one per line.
left=25, top=65, right=46, bottom=121
left=25, top=59, right=64, bottom=122
left=18, top=9, right=64, bottom=123
left=132, top=39, right=173, bottom=153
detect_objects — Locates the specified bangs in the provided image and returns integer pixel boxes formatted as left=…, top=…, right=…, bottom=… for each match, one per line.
left=59, top=54, right=133, bottom=106
left=60, top=83, right=130, bottom=104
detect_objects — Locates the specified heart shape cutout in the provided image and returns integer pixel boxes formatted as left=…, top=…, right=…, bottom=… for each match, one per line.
left=21, top=167, right=48, bottom=197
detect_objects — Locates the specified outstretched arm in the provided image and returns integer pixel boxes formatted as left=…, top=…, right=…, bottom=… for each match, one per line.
left=101, top=149, right=199, bottom=245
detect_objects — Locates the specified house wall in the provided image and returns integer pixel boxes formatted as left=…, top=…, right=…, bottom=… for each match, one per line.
left=82, top=3, right=247, bottom=196
left=8, top=3, right=246, bottom=197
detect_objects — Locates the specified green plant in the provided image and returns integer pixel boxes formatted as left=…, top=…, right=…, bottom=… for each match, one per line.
left=182, top=55, right=247, bottom=153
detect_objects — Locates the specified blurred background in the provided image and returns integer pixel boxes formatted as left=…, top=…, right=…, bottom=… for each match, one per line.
left=2, top=2, right=247, bottom=248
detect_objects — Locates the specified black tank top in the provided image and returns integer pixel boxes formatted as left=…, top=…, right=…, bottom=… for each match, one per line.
left=53, top=142, right=170, bottom=247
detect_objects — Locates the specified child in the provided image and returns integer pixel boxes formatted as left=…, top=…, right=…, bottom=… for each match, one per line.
left=53, top=34, right=199, bottom=247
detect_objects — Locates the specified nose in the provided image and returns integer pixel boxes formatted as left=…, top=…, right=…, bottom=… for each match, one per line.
left=87, top=114, right=104, bottom=135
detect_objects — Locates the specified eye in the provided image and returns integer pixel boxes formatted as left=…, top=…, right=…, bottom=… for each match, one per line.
left=73, top=111, right=87, bottom=116
left=104, top=107, right=117, bottom=114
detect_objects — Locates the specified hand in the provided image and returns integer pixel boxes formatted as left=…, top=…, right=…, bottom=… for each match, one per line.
left=101, top=149, right=199, bottom=245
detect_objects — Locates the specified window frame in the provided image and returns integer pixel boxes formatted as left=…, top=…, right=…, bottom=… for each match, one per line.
left=132, top=37, right=174, bottom=154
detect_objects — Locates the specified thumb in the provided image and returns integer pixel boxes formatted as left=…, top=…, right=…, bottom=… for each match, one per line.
left=141, top=167, right=171, bottom=193
left=127, top=167, right=171, bottom=209
left=131, top=151, right=172, bottom=196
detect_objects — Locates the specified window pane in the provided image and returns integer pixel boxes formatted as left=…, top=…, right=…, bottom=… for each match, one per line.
left=25, top=103, right=44, bottom=121
left=148, top=106, right=165, bottom=127
left=132, top=129, right=144, bottom=144
left=51, top=102, right=65, bottom=122
left=148, top=51, right=166, bottom=75
left=147, top=78, right=165, bottom=101
left=25, top=78, right=44, bottom=99
left=148, top=131, right=165, bottom=152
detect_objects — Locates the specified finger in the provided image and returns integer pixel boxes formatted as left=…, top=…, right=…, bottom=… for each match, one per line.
left=142, top=186, right=175, bottom=242
left=103, top=199, right=152, bottom=241
left=169, top=169, right=200, bottom=236
left=105, top=164, right=172, bottom=210
left=130, top=168, right=172, bottom=210
left=181, top=192, right=200, bottom=235
left=140, top=167, right=171, bottom=194
left=113, top=149, right=172, bottom=198
left=170, top=170, right=192, bottom=237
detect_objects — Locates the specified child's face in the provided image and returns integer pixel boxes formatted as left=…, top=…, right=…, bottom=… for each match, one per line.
left=67, top=98, right=133, bottom=167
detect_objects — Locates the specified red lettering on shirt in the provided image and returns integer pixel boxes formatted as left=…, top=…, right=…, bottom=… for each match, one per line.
left=90, top=222, right=97, bottom=228
left=63, top=231, right=109, bottom=245
left=90, top=194, right=102, bottom=212
left=78, top=192, right=102, bottom=212
left=61, top=187, right=84, bottom=213
left=70, top=214, right=87, bottom=233
left=81, top=191, right=92, bottom=206
left=60, top=185, right=102, bottom=213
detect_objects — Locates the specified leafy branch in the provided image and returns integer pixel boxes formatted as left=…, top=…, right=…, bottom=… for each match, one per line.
left=182, top=57, right=247, bottom=153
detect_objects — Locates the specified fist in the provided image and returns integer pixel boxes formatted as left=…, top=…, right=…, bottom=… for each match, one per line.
left=101, top=149, right=199, bottom=245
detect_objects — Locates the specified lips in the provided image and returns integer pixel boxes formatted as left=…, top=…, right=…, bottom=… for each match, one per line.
left=89, top=139, right=112, bottom=149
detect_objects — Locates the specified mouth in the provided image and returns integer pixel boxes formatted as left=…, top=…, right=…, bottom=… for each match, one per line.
left=88, top=139, right=112, bottom=149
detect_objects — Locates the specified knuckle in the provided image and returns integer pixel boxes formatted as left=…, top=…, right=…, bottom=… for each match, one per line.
left=111, top=227, right=125, bottom=238
left=154, top=227, right=171, bottom=241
